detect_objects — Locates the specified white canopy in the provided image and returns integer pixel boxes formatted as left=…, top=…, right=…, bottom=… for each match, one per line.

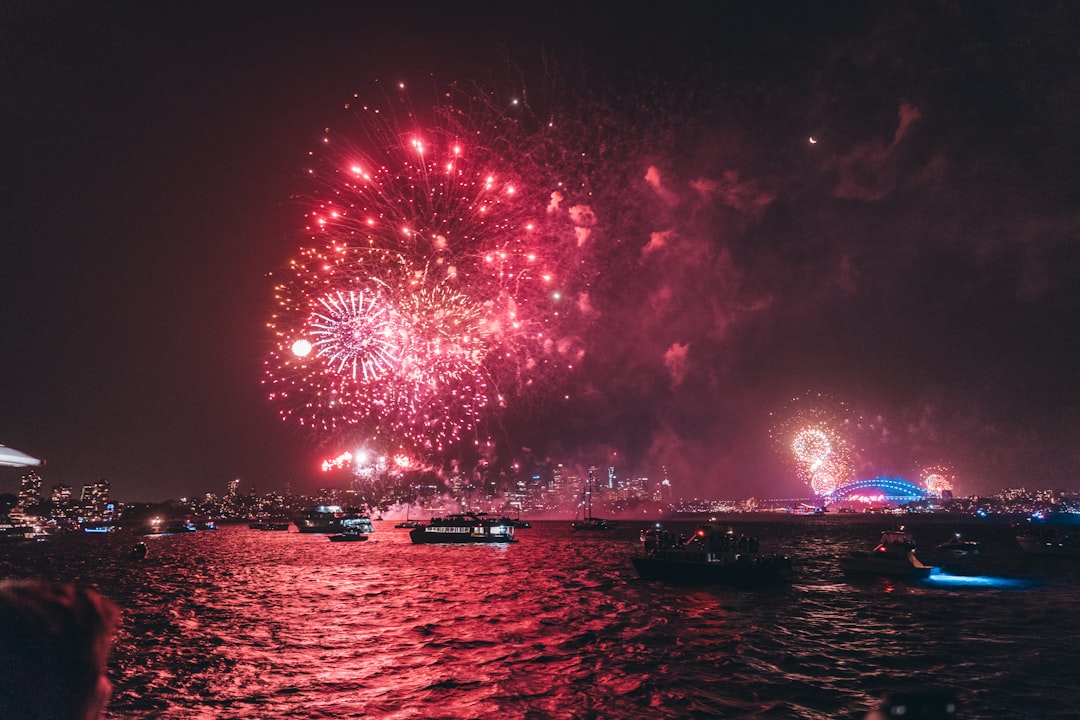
left=0, top=444, right=43, bottom=467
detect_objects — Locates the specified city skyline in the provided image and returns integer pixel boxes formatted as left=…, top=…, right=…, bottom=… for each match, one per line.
left=3, top=3, right=1079, bottom=501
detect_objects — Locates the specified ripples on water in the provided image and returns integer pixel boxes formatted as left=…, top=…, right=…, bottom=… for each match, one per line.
left=3, top=516, right=1080, bottom=719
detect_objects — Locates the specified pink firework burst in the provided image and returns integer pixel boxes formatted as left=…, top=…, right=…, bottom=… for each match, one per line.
left=265, top=81, right=593, bottom=458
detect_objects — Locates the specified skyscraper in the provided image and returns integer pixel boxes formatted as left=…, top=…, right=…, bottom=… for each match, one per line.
left=17, top=471, right=42, bottom=509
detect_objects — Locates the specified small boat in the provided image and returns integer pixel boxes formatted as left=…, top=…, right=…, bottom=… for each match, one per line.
left=165, top=520, right=198, bottom=533
left=249, top=517, right=291, bottom=531
left=394, top=509, right=422, bottom=529
left=571, top=473, right=614, bottom=531
left=1015, top=524, right=1080, bottom=556
left=839, top=527, right=938, bottom=579
left=409, top=512, right=516, bottom=544
left=328, top=530, right=369, bottom=542
left=632, top=524, right=793, bottom=585
left=572, top=517, right=613, bottom=531
left=81, top=521, right=117, bottom=534
left=936, top=532, right=981, bottom=554
left=129, top=542, right=148, bottom=560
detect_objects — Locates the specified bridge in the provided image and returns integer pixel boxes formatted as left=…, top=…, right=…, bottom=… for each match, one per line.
left=827, top=476, right=934, bottom=504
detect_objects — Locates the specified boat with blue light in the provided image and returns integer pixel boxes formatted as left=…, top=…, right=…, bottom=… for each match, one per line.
left=81, top=521, right=117, bottom=534
left=409, top=512, right=516, bottom=544
left=632, top=524, right=793, bottom=585
left=840, top=527, right=938, bottom=579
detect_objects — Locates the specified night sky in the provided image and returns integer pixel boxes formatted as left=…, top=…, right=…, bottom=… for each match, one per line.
left=2, top=2, right=1078, bottom=502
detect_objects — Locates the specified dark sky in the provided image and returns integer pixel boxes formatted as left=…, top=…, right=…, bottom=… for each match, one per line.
left=2, top=1, right=1078, bottom=502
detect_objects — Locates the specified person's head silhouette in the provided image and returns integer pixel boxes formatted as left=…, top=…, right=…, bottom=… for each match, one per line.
left=0, top=579, right=120, bottom=720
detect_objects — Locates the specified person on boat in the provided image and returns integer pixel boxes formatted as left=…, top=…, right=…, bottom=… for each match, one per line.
left=0, top=579, right=120, bottom=720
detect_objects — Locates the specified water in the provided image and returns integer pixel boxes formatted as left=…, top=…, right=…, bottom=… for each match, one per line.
left=2, top=515, right=1078, bottom=719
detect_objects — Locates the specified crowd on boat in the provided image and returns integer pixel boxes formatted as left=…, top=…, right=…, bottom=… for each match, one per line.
left=641, top=525, right=761, bottom=555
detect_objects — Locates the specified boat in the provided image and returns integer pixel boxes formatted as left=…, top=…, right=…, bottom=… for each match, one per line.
left=80, top=521, right=117, bottom=534
left=571, top=473, right=614, bottom=531
left=129, top=542, right=148, bottom=560
left=936, top=532, right=981, bottom=554
left=132, top=518, right=170, bottom=536
left=1015, top=524, right=1080, bottom=556
left=328, top=529, right=369, bottom=542
left=409, top=512, right=516, bottom=544
left=839, top=527, right=938, bottom=579
left=165, top=520, right=198, bottom=533
left=248, top=517, right=291, bottom=531
left=632, top=524, right=793, bottom=585
left=394, top=508, right=423, bottom=529
left=292, top=505, right=374, bottom=535
left=0, top=516, right=34, bottom=541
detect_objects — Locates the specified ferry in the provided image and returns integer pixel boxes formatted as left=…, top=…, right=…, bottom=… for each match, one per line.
left=839, top=527, right=938, bottom=579
left=632, top=524, right=793, bottom=585
left=409, top=512, right=516, bottom=544
left=0, top=516, right=34, bottom=541
left=293, top=505, right=374, bottom=535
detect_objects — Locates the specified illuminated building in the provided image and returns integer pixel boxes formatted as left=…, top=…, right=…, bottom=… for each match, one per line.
left=80, top=479, right=111, bottom=518
left=17, top=471, right=42, bottom=509
left=50, top=483, right=72, bottom=505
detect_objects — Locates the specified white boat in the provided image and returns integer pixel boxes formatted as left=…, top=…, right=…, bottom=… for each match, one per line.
left=409, top=512, right=515, bottom=544
left=840, top=528, right=938, bottom=579
left=293, top=505, right=374, bottom=534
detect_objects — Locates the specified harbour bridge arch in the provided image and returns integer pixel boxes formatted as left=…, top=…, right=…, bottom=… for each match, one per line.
left=827, top=476, right=931, bottom=504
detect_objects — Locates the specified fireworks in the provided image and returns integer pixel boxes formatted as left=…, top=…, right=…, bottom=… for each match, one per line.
left=789, top=424, right=853, bottom=496
left=920, top=465, right=956, bottom=496
left=772, top=393, right=964, bottom=498
left=265, top=82, right=593, bottom=459
left=770, top=393, right=855, bottom=496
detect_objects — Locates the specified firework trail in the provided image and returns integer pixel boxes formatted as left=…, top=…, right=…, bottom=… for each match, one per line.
left=265, top=81, right=595, bottom=460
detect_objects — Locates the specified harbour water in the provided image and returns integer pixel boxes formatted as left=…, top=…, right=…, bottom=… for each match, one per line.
left=2, top=515, right=1079, bottom=719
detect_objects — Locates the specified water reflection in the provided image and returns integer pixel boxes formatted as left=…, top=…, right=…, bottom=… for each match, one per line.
left=0, top=517, right=1078, bottom=718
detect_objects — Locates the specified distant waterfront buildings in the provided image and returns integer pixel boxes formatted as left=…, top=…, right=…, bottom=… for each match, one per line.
left=17, top=471, right=42, bottom=509
left=80, top=479, right=111, bottom=518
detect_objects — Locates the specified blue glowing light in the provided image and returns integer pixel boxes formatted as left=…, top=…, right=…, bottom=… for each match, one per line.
left=831, top=476, right=930, bottom=502
left=925, top=572, right=1033, bottom=590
